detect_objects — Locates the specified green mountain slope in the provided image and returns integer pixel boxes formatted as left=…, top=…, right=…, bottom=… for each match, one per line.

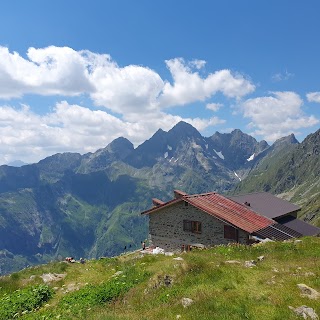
left=233, top=129, right=320, bottom=226
left=1, top=237, right=319, bottom=320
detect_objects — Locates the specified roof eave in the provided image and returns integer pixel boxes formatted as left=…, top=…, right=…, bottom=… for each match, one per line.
left=141, top=197, right=184, bottom=215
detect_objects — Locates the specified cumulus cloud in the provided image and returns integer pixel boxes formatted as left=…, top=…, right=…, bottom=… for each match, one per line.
left=88, top=55, right=164, bottom=118
left=206, top=102, right=223, bottom=112
left=306, top=92, right=320, bottom=103
left=0, top=46, right=94, bottom=98
left=159, top=58, right=255, bottom=107
left=242, top=91, right=319, bottom=141
left=0, top=46, right=254, bottom=121
left=190, top=59, right=206, bottom=69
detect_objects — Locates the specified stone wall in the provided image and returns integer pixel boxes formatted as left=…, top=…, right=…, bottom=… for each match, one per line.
left=148, top=201, right=249, bottom=251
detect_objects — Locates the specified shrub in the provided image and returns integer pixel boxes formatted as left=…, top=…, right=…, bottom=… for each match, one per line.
left=0, top=284, right=53, bottom=319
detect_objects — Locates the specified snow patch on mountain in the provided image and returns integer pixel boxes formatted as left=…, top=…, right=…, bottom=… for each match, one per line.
left=213, top=149, right=225, bottom=160
left=167, top=145, right=172, bottom=150
left=164, top=152, right=168, bottom=158
left=247, top=153, right=255, bottom=161
left=234, top=171, right=241, bottom=181
left=192, top=142, right=202, bottom=150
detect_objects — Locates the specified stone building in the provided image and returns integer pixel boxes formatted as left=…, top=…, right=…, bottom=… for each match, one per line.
left=141, top=190, right=320, bottom=252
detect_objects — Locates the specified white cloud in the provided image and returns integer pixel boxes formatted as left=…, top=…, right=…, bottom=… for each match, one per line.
left=306, top=92, right=320, bottom=103
left=88, top=55, right=164, bottom=118
left=271, top=70, right=294, bottom=82
left=0, top=47, right=252, bottom=122
left=242, top=91, right=319, bottom=141
left=159, top=58, right=255, bottom=107
left=190, top=59, right=206, bottom=70
left=206, top=102, right=223, bottom=112
left=0, top=46, right=93, bottom=98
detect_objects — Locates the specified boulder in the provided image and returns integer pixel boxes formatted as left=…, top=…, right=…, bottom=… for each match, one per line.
left=289, top=305, right=318, bottom=319
left=297, top=284, right=320, bottom=300
left=181, top=297, right=194, bottom=308
left=40, top=273, right=66, bottom=283
left=244, top=260, right=256, bottom=268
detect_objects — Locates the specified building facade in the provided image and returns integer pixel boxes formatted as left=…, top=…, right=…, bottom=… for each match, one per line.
left=148, top=200, right=249, bottom=251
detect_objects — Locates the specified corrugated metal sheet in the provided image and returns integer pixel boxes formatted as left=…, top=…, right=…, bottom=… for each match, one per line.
left=229, top=192, right=300, bottom=219
left=254, top=223, right=302, bottom=241
left=276, top=215, right=320, bottom=236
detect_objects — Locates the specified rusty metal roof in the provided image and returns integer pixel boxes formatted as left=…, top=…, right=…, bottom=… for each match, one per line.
left=142, top=192, right=274, bottom=233
left=229, top=192, right=300, bottom=219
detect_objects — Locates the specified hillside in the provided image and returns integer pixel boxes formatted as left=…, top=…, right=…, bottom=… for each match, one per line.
left=233, top=129, right=320, bottom=227
left=0, top=237, right=319, bottom=319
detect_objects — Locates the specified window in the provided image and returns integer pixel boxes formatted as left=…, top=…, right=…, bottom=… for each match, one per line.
left=224, top=225, right=238, bottom=241
left=183, top=220, right=202, bottom=233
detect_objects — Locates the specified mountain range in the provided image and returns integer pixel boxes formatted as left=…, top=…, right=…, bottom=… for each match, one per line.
left=0, top=121, right=319, bottom=275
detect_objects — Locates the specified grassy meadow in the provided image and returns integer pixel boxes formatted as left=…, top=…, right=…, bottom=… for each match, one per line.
left=0, top=237, right=319, bottom=319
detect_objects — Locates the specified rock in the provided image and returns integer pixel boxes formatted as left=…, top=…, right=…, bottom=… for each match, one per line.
left=257, top=255, right=265, bottom=261
left=164, top=275, right=172, bottom=287
left=181, top=297, right=194, bottom=308
left=289, top=305, right=318, bottom=319
left=244, top=260, right=256, bottom=268
left=66, top=283, right=80, bottom=292
left=272, top=268, right=279, bottom=273
left=297, top=284, right=320, bottom=300
left=29, top=275, right=36, bottom=280
left=173, top=257, right=184, bottom=261
left=165, top=252, right=174, bottom=256
left=112, top=271, right=123, bottom=277
left=152, top=247, right=165, bottom=254
left=40, top=273, right=67, bottom=283
left=294, top=240, right=303, bottom=244
left=225, top=260, right=241, bottom=264
left=176, top=315, right=181, bottom=319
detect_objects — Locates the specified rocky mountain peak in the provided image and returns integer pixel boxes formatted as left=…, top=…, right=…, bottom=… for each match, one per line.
left=302, top=128, right=320, bottom=146
left=168, top=121, right=202, bottom=140
left=272, top=133, right=299, bottom=149
left=105, top=137, right=134, bottom=160
left=258, top=140, right=269, bottom=150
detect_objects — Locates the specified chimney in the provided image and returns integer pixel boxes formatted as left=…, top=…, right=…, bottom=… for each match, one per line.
left=152, top=198, right=165, bottom=207
left=244, top=201, right=251, bottom=207
left=174, top=190, right=188, bottom=199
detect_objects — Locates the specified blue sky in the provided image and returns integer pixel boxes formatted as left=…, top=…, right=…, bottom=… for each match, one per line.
left=0, top=0, right=320, bottom=164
